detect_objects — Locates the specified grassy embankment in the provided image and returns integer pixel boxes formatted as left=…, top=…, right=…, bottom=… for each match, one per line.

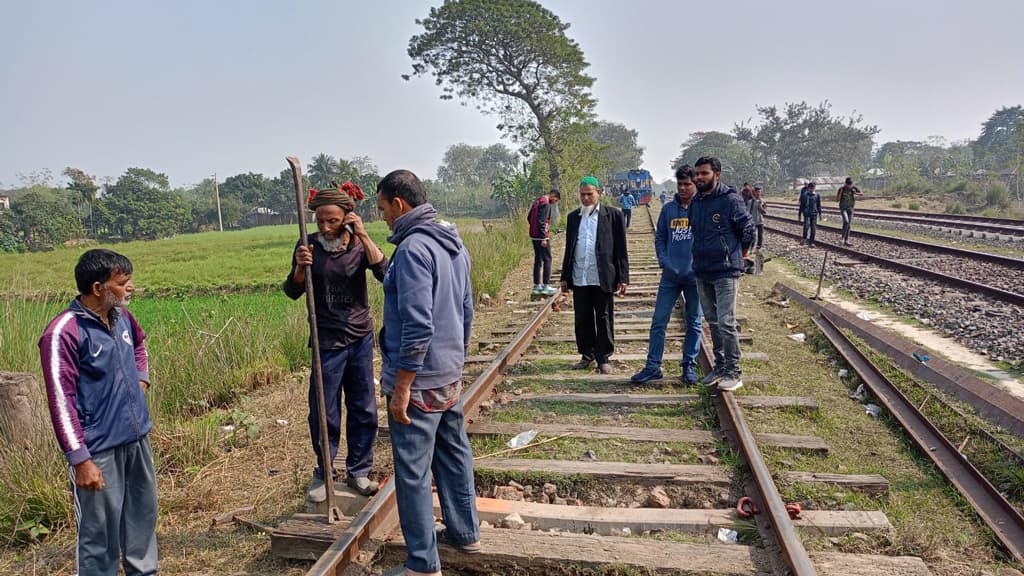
left=0, top=217, right=527, bottom=553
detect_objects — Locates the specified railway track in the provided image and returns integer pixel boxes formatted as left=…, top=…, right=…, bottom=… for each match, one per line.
left=266, top=202, right=1022, bottom=575
left=762, top=215, right=1024, bottom=307
left=765, top=202, right=1024, bottom=241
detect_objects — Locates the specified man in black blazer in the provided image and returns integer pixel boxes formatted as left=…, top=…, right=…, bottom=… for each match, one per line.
left=559, top=176, right=630, bottom=374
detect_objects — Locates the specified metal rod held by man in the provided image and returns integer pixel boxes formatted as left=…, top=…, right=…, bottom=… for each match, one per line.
left=286, top=155, right=343, bottom=524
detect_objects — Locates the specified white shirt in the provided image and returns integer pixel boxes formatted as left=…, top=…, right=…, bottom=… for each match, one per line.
left=572, top=204, right=600, bottom=286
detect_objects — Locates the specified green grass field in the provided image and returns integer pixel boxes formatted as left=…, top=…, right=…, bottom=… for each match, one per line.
left=0, top=216, right=528, bottom=546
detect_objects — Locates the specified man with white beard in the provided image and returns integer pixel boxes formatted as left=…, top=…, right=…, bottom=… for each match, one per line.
left=560, top=176, right=630, bottom=374
left=284, top=182, right=388, bottom=501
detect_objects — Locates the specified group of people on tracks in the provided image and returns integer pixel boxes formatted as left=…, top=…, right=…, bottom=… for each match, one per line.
left=38, top=157, right=867, bottom=576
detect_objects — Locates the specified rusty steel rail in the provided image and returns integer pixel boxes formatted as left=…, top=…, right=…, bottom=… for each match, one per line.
left=811, top=313, right=1024, bottom=563
left=304, top=289, right=558, bottom=576
left=764, top=214, right=1024, bottom=268
left=696, top=339, right=818, bottom=576
left=765, top=202, right=1024, bottom=237
left=776, top=282, right=1024, bottom=440
left=762, top=221, right=1024, bottom=307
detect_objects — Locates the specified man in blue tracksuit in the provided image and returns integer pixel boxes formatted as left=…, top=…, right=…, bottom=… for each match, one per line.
left=619, top=189, right=637, bottom=228
left=39, top=249, right=158, bottom=576
left=376, top=169, right=480, bottom=576
left=690, top=157, right=755, bottom=392
left=631, top=164, right=702, bottom=385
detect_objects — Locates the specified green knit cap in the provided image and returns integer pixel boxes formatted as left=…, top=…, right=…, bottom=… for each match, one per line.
left=579, top=175, right=600, bottom=188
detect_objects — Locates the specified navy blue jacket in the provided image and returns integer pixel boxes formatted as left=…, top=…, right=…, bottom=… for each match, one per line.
left=655, top=194, right=696, bottom=284
left=39, top=300, right=151, bottom=465
left=690, top=182, right=755, bottom=279
left=380, top=203, right=473, bottom=392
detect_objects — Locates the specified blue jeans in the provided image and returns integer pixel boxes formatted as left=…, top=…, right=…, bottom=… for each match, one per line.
left=645, top=275, right=702, bottom=370
left=309, top=333, right=378, bottom=479
left=840, top=207, right=853, bottom=241
left=388, top=396, right=480, bottom=573
left=805, top=214, right=818, bottom=244
left=696, top=276, right=741, bottom=376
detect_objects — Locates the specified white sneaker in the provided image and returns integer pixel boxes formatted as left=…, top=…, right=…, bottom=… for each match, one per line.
left=717, top=375, right=743, bottom=392
left=306, top=477, right=326, bottom=503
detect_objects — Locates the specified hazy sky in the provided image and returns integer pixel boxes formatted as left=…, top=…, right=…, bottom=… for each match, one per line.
left=2, top=0, right=1022, bottom=189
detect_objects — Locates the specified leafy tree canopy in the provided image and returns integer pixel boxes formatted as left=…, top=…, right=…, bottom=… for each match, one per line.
left=407, top=0, right=596, bottom=188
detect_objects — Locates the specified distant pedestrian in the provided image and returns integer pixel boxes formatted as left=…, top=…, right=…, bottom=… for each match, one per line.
left=690, top=157, right=754, bottom=392
left=660, top=190, right=668, bottom=205
left=747, top=185, right=766, bottom=250
left=800, top=182, right=822, bottom=246
left=630, top=164, right=703, bottom=386
left=560, top=176, right=630, bottom=375
left=527, top=189, right=561, bottom=296
left=39, top=249, right=158, bottom=576
left=620, top=189, right=637, bottom=228
left=836, top=177, right=863, bottom=246
left=377, top=169, right=480, bottom=576
left=284, top=181, right=386, bottom=501
left=798, top=183, right=809, bottom=224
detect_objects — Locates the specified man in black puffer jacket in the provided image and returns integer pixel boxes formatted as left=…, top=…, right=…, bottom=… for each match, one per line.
left=689, top=157, right=755, bottom=392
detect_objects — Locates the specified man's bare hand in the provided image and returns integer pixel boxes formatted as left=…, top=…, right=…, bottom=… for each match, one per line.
left=389, top=387, right=412, bottom=425
left=74, top=459, right=104, bottom=491
left=617, top=283, right=628, bottom=297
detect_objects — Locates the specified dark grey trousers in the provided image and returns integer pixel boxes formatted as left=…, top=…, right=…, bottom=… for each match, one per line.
left=71, top=436, right=158, bottom=576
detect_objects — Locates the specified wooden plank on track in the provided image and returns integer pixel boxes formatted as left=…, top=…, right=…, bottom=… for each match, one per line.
left=473, top=458, right=731, bottom=486
left=466, top=352, right=768, bottom=363
left=508, top=392, right=817, bottom=411
left=384, top=527, right=762, bottom=575
left=780, top=471, right=890, bottom=495
left=479, top=332, right=753, bottom=346
left=379, top=528, right=933, bottom=575
left=809, top=552, right=933, bottom=576
left=378, top=421, right=828, bottom=453
left=465, top=497, right=890, bottom=536
left=502, top=373, right=772, bottom=385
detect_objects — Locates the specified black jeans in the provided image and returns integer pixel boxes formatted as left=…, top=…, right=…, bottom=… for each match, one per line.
left=572, top=285, right=615, bottom=363
left=623, top=209, right=632, bottom=228
left=532, top=239, right=551, bottom=285
left=755, top=224, right=764, bottom=249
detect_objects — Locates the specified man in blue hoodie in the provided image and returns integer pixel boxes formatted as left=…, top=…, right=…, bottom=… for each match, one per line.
left=376, top=170, right=479, bottom=576
left=690, top=157, right=755, bottom=392
left=631, top=164, right=703, bottom=385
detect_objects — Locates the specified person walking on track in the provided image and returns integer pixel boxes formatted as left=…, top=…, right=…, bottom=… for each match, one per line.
left=560, top=175, right=630, bottom=375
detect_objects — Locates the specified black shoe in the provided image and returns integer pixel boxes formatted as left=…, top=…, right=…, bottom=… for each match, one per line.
left=572, top=357, right=594, bottom=370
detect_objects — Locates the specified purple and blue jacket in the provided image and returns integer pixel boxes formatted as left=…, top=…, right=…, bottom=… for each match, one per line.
left=38, top=299, right=151, bottom=465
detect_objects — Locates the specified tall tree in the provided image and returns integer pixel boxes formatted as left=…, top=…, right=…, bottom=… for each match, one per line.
left=98, top=168, right=190, bottom=240
left=734, top=101, right=878, bottom=190
left=307, top=153, right=341, bottom=189
left=407, top=0, right=596, bottom=189
left=974, top=105, right=1024, bottom=169
left=590, top=121, right=644, bottom=182
left=438, top=143, right=487, bottom=189
left=671, top=131, right=764, bottom=187
left=9, top=186, right=84, bottom=250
